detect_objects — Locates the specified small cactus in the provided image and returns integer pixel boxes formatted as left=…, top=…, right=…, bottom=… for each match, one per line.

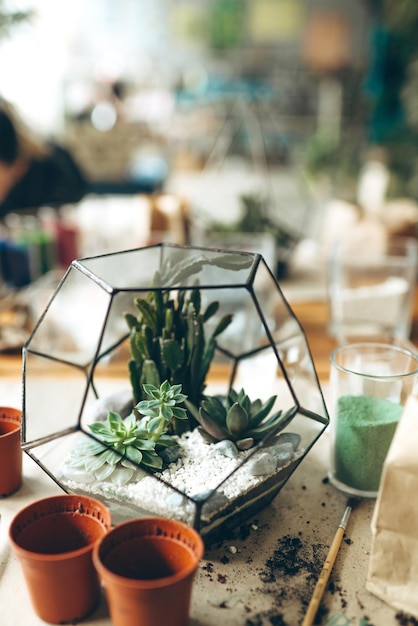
left=186, top=388, right=293, bottom=450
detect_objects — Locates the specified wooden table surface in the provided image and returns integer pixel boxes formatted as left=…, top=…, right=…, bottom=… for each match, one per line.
left=2, top=285, right=418, bottom=625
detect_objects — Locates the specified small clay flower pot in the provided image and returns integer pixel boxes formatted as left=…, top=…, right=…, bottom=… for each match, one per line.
left=0, top=406, right=22, bottom=496
left=93, top=517, right=204, bottom=626
left=9, top=494, right=112, bottom=624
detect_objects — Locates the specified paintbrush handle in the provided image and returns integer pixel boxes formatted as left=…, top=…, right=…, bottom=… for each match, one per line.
left=301, top=525, right=346, bottom=626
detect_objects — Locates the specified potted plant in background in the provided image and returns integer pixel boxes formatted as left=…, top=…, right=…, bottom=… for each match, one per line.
left=21, top=243, right=329, bottom=541
left=203, top=191, right=301, bottom=279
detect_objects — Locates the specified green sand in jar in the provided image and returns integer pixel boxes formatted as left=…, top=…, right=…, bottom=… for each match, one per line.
left=334, top=395, right=403, bottom=493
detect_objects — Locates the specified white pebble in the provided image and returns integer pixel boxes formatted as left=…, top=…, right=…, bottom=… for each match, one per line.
left=247, top=452, right=276, bottom=476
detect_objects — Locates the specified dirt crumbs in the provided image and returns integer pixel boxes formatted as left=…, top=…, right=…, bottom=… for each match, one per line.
left=244, top=534, right=329, bottom=626
left=396, top=613, right=418, bottom=626
left=260, top=535, right=323, bottom=580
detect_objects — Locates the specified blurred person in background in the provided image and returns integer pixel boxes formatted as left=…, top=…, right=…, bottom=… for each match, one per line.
left=0, top=99, right=87, bottom=217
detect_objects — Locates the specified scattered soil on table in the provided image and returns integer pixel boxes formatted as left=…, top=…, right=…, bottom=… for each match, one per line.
left=246, top=532, right=330, bottom=626
left=203, top=512, right=356, bottom=626
left=396, top=613, right=418, bottom=626
left=259, top=535, right=324, bottom=581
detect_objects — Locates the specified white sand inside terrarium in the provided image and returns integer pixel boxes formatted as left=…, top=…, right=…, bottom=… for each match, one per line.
left=61, top=429, right=303, bottom=522
left=128, top=429, right=258, bottom=498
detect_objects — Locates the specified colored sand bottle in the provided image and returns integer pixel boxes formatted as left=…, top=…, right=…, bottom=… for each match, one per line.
left=329, top=342, right=418, bottom=498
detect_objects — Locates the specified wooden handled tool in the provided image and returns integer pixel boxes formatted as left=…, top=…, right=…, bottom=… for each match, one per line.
left=302, top=499, right=355, bottom=626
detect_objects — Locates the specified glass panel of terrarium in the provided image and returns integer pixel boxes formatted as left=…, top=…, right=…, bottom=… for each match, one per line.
left=78, top=376, right=133, bottom=429
left=196, top=409, right=306, bottom=537
left=95, top=290, right=138, bottom=359
left=287, top=408, right=328, bottom=451
left=77, top=246, right=162, bottom=290
left=26, top=431, right=85, bottom=482
left=249, top=256, right=296, bottom=344
left=250, top=259, right=327, bottom=417
left=198, top=404, right=328, bottom=538
left=49, top=435, right=199, bottom=528
left=26, top=265, right=111, bottom=366
left=22, top=352, right=89, bottom=445
left=233, top=348, right=297, bottom=412
left=77, top=244, right=256, bottom=291
left=176, top=246, right=254, bottom=287
left=199, top=285, right=267, bottom=359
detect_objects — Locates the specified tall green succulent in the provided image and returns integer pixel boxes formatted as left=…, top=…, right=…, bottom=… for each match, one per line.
left=186, top=388, right=293, bottom=450
left=124, top=252, right=252, bottom=430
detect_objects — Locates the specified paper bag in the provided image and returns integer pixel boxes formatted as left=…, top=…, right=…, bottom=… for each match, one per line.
left=366, top=395, right=418, bottom=617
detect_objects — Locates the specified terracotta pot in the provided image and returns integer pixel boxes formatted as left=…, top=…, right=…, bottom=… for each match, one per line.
left=9, top=494, right=111, bottom=624
left=93, top=517, right=204, bottom=626
left=0, top=406, right=22, bottom=496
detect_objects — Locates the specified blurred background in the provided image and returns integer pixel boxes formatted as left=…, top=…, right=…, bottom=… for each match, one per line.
left=1, top=0, right=418, bottom=348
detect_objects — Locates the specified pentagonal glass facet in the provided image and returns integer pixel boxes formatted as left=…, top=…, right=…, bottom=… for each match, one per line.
left=22, top=243, right=329, bottom=540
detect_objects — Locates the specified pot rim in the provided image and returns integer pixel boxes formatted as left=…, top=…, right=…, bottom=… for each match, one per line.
left=93, top=517, right=204, bottom=589
left=0, top=407, right=21, bottom=435
left=9, top=494, right=111, bottom=561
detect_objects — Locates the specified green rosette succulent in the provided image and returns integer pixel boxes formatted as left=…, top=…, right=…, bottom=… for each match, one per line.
left=67, top=381, right=187, bottom=485
left=186, top=388, right=292, bottom=450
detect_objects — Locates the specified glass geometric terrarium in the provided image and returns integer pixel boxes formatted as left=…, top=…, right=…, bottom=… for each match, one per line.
left=22, top=243, right=329, bottom=542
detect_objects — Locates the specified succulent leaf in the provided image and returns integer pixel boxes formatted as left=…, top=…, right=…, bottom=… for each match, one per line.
left=134, top=298, right=158, bottom=332
left=111, top=467, right=135, bottom=486
left=171, top=406, right=188, bottom=420
left=213, top=314, right=233, bottom=337
left=203, top=300, right=219, bottom=321
left=226, top=402, right=249, bottom=436
left=190, top=288, right=201, bottom=315
left=153, top=289, right=165, bottom=329
left=141, top=450, right=163, bottom=470
left=192, top=388, right=288, bottom=449
left=128, top=359, right=141, bottom=403
left=143, top=326, right=155, bottom=357
left=200, top=396, right=227, bottom=424
left=84, top=454, right=108, bottom=473
left=248, top=395, right=277, bottom=427
left=94, top=462, right=116, bottom=481
left=133, top=332, right=148, bottom=361
left=246, top=407, right=295, bottom=440
left=141, top=359, right=161, bottom=388
left=161, top=338, right=184, bottom=374
left=248, top=398, right=262, bottom=416
left=198, top=407, right=230, bottom=441
left=157, top=434, right=180, bottom=447
left=101, top=449, right=122, bottom=465
left=147, top=416, right=165, bottom=433
left=197, top=426, right=217, bottom=444
left=125, top=446, right=143, bottom=465
left=124, top=312, right=138, bottom=330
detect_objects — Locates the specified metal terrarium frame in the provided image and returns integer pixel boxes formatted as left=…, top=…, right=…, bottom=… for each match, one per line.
left=21, top=243, right=329, bottom=541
